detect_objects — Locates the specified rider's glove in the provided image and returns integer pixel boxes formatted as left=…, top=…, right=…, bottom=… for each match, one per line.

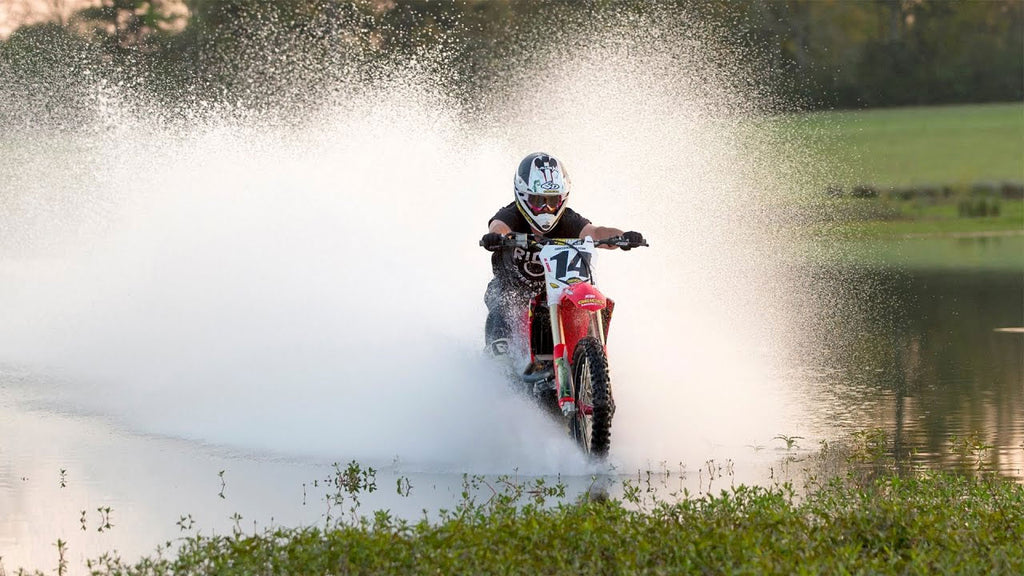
left=480, top=232, right=505, bottom=251
left=621, top=230, right=644, bottom=250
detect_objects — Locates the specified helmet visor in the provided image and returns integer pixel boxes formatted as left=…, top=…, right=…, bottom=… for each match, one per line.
left=526, top=193, right=565, bottom=215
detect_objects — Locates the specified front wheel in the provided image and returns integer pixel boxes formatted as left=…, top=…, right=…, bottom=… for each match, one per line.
left=570, top=336, right=614, bottom=459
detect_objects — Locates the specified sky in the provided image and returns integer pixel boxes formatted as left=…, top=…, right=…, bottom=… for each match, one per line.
left=0, top=0, right=97, bottom=38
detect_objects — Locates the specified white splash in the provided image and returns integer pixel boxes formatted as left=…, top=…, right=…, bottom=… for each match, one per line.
left=0, top=16, right=818, bottom=475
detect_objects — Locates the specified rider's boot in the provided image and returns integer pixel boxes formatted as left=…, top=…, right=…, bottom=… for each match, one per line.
left=486, top=338, right=515, bottom=375
left=487, top=337, right=510, bottom=357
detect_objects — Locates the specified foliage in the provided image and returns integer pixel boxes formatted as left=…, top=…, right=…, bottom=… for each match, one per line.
left=957, top=197, right=1002, bottom=219
left=74, top=0, right=188, bottom=52
left=14, top=463, right=1021, bottom=576
left=810, top=198, right=1023, bottom=239
left=2, top=1, right=1022, bottom=110
left=712, top=0, right=1024, bottom=108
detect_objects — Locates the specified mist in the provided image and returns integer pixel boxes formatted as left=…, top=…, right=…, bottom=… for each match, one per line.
left=0, top=15, right=820, bottom=474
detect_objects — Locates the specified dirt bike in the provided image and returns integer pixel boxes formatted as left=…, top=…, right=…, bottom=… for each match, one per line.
left=482, top=233, right=648, bottom=459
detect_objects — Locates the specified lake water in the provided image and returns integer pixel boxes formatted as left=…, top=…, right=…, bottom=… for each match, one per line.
left=2, top=235, right=1021, bottom=574
left=795, top=239, right=1023, bottom=476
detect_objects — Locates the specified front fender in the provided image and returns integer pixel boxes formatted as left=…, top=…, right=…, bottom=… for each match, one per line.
left=559, top=284, right=613, bottom=363
left=561, top=283, right=607, bottom=311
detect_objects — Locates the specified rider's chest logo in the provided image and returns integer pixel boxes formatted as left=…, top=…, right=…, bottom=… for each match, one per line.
left=513, top=247, right=545, bottom=278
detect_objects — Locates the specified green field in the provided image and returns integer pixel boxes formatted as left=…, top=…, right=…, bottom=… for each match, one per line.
left=781, top=102, right=1024, bottom=243
left=817, top=197, right=1024, bottom=238
left=797, top=102, right=1024, bottom=188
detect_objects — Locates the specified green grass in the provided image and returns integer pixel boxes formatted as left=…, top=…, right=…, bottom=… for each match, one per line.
left=804, top=198, right=1024, bottom=270
left=28, top=470, right=1021, bottom=576
left=795, top=102, right=1024, bottom=188
left=774, top=103, right=1024, bottom=254
left=819, top=197, right=1024, bottom=239
left=826, top=234, right=1024, bottom=271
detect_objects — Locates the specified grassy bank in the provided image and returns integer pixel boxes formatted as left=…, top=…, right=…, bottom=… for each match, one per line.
left=798, top=102, right=1024, bottom=188
left=780, top=103, right=1024, bottom=243
left=21, top=469, right=1024, bottom=575
left=825, top=233, right=1024, bottom=271
left=838, top=199, right=1023, bottom=237
left=815, top=197, right=1023, bottom=240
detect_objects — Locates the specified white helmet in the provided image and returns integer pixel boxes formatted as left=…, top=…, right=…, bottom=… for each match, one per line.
left=513, top=152, right=571, bottom=232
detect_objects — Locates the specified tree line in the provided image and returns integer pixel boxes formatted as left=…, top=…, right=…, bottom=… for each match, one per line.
left=2, top=0, right=1021, bottom=111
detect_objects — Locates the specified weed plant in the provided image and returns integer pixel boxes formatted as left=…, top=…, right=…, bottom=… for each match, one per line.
left=16, top=444, right=1024, bottom=576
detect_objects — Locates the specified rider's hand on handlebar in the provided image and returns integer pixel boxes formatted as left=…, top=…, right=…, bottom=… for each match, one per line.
left=480, top=232, right=505, bottom=251
left=621, top=230, right=645, bottom=250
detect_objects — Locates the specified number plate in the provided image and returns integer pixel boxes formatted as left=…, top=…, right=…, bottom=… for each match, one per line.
left=539, top=238, right=597, bottom=305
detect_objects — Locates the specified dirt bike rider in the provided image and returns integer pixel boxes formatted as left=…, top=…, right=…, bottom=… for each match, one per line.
left=480, top=152, right=644, bottom=356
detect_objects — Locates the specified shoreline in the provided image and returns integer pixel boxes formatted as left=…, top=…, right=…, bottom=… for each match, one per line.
left=878, top=229, right=1024, bottom=240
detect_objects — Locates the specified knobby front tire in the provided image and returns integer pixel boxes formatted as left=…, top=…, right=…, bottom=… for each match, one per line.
left=571, top=336, right=614, bottom=459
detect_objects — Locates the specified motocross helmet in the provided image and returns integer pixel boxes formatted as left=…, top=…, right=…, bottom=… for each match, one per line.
left=513, top=152, right=571, bottom=233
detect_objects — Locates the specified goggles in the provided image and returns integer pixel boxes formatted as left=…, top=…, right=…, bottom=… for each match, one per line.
left=526, top=193, right=565, bottom=215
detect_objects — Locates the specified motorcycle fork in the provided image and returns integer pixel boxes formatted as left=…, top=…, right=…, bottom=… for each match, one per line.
left=548, top=303, right=573, bottom=414
left=549, top=303, right=607, bottom=415
left=590, top=309, right=607, bottom=344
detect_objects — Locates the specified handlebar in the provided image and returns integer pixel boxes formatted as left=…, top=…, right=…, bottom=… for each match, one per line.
left=480, top=233, right=649, bottom=251
left=599, top=235, right=649, bottom=249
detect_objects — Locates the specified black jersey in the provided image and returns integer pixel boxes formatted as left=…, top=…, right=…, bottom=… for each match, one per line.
left=488, top=202, right=591, bottom=290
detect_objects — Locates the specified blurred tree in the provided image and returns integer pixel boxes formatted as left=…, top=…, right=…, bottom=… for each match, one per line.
left=75, top=0, right=188, bottom=51
left=711, top=0, right=1023, bottom=109
left=2, top=0, right=1021, bottom=110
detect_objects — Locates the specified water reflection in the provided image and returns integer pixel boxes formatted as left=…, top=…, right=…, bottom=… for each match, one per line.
left=803, top=252, right=1023, bottom=478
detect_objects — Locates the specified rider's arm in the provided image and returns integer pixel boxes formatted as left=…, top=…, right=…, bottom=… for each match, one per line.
left=489, top=219, right=513, bottom=235
left=580, top=224, right=624, bottom=248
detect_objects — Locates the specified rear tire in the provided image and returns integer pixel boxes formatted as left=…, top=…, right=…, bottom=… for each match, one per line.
left=570, top=336, right=614, bottom=459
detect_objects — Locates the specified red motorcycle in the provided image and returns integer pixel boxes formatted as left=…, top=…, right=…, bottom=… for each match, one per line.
left=483, top=233, right=647, bottom=459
